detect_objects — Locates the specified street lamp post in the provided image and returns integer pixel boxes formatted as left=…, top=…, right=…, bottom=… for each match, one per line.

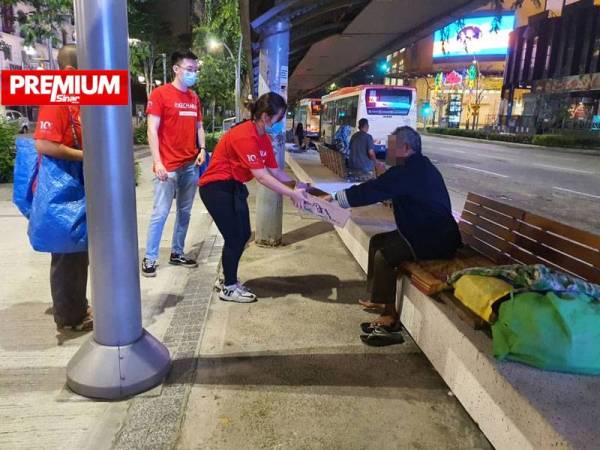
left=209, top=37, right=242, bottom=122
left=161, top=53, right=167, bottom=85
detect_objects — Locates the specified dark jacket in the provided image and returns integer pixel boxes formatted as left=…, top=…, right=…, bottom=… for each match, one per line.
left=336, top=153, right=461, bottom=259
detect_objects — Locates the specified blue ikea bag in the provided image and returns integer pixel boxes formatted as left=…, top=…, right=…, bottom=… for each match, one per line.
left=12, top=137, right=39, bottom=218
left=27, top=155, right=87, bottom=253
left=198, top=150, right=211, bottom=178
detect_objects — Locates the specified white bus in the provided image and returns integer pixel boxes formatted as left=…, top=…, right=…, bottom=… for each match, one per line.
left=320, top=85, right=417, bottom=158
left=292, top=98, right=321, bottom=138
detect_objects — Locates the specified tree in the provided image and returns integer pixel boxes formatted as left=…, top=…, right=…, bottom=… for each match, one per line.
left=192, top=0, right=242, bottom=123
left=1, top=0, right=73, bottom=68
left=127, top=0, right=173, bottom=99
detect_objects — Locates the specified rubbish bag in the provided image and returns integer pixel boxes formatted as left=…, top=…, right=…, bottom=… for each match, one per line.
left=12, top=137, right=39, bottom=218
left=453, top=274, right=513, bottom=323
left=27, top=155, right=87, bottom=253
left=492, top=291, right=600, bottom=375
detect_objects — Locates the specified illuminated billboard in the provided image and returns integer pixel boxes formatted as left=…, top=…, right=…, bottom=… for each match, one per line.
left=432, top=14, right=515, bottom=60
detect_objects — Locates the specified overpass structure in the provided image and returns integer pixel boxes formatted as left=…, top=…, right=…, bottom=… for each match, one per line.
left=240, top=0, right=488, bottom=102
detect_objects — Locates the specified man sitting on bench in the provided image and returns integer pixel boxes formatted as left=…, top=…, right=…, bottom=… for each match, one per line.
left=329, top=126, right=461, bottom=344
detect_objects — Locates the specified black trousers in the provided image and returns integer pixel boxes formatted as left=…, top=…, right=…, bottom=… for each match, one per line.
left=50, top=252, right=89, bottom=327
left=199, top=180, right=251, bottom=286
left=367, top=230, right=415, bottom=305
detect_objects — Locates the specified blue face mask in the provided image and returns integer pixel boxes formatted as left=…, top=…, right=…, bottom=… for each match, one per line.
left=265, top=119, right=284, bottom=135
left=182, top=71, right=197, bottom=87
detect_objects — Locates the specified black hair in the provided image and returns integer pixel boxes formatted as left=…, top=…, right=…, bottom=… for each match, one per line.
left=171, top=50, right=198, bottom=67
left=358, top=118, right=369, bottom=129
left=249, top=92, right=287, bottom=121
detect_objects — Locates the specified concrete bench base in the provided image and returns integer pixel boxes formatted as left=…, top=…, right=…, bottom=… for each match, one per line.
left=286, top=149, right=600, bottom=450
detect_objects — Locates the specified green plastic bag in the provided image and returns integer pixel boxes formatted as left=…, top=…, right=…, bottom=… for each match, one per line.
left=492, top=291, right=600, bottom=375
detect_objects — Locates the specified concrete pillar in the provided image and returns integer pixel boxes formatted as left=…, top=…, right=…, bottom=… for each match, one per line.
left=66, top=0, right=170, bottom=400
left=255, top=20, right=289, bottom=246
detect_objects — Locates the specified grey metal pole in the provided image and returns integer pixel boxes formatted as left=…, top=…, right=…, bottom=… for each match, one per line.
left=254, top=20, right=289, bottom=246
left=46, top=37, right=54, bottom=69
left=66, top=0, right=170, bottom=400
left=162, top=53, right=167, bottom=85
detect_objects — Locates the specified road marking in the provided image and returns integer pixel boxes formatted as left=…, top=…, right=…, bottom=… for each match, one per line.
left=553, top=186, right=600, bottom=200
left=427, top=147, right=466, bottom=154
left=533, top=163, right=595, bottom=175
left=453, top=164, right=509, bottom=178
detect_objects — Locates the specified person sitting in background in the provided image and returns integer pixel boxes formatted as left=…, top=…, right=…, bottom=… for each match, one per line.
left=334, top=122, right=353, bottom=157
left=329, top=126, right=461, bottom=345
left=347, top=118, right=382, bottom=180
left=295, top=122, right=305, bottom=150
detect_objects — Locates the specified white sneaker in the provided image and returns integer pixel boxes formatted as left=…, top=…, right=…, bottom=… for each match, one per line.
left=219, top=284, right=257, bottom=303
left=214, top=278, right=251, bottom=293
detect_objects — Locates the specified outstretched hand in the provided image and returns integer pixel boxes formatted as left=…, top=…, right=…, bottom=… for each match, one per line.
left=291, top=188, right=307, bottom=209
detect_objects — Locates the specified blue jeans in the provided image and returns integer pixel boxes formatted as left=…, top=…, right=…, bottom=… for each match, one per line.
left=145, top=162, right=198, bottom=261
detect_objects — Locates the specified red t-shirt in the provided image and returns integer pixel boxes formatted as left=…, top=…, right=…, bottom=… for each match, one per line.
left=34, top=105, right=82, bottom=148
left=146, top=84, right=203, bottom=172
left=199, top=120, right=277, bottom=186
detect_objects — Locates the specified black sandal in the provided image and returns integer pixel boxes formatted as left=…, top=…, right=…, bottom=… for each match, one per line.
left=360, top=321, right=403, bottom=334
left=360, top=325, right=405, bottom=347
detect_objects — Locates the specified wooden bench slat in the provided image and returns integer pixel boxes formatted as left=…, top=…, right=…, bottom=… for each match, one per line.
left=461, top=232, right=512, bottom=265
left=463, top=202, right=522, bottom=231
left=461, top=211, right=515, bottom=243
left=460, top=221, right=512, bottom=254
left=517, top=222, right=600, bottom=268
left=466, top=193, right=526, bottom=220
left=523, top=211, right=600, bottom=250
left=510, top=236, right=600, bottom=283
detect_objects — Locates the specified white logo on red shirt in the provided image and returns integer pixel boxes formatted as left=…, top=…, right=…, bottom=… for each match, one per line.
left=39, top=121, right=52, bottom=130
left=174, top=102, right=196, bottom=109
left=259, top=150, right=267, bottom=158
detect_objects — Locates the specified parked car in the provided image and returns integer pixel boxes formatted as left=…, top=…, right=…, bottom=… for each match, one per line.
left=1, top=109, right=30, bottom=133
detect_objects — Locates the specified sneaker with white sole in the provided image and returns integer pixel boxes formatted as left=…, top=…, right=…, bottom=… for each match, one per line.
left=142, top=258, right=157, bottom=277
left=219, top=284, right=257, bottom=303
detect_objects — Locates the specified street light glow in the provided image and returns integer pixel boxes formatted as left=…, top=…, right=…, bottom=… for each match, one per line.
left=208, top=38, right=221, bottom=51
left=137, top=75, right=145, bottom=83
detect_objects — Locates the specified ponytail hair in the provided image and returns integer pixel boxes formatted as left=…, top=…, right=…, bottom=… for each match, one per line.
left=247, top=92, right=287, bottom=121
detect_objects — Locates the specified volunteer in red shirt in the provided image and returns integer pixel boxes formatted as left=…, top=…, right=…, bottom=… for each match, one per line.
left=199, top=92, right=307, bottom=303
left=34, top=44, right=93, bottom=332
left=142, top=50, right=206, bottom=277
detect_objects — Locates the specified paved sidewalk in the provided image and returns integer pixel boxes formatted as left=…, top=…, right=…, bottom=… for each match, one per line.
left=175, top=183, right=490, bottom=450
left=1, top=160, right=490, bottom=450
left=0, top=154, right=214, bottom=450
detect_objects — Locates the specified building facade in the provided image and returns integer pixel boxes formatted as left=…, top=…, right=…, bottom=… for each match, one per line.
left=502, top=0, right=600, bottom=133
left=1, top=3, right=75, bottom=119
left=382, top=2, right=532, bottom=129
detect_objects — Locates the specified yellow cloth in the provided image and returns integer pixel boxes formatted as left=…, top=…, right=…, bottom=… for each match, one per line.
left=453, top=275, right=513, bottom=322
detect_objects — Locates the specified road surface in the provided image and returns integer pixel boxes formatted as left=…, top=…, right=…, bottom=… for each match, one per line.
left=422, top=135, right=600, bottom=234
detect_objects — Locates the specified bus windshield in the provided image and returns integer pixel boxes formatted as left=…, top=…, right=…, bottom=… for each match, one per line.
left=365, top=88, right=411, bottom=116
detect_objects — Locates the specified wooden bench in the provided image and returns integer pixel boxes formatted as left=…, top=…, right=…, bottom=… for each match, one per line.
left=400, top=192, right=600, bottom=325
left=318, top=145, right=348, bottom=178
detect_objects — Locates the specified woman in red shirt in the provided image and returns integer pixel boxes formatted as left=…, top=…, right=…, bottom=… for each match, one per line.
left=199, top=92, right=306, bottom=303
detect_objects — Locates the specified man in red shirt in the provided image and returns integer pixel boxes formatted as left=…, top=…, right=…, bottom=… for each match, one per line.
left=34, top=44, right=92, bottom=331
left=142, top=50, right=206, bottom=277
